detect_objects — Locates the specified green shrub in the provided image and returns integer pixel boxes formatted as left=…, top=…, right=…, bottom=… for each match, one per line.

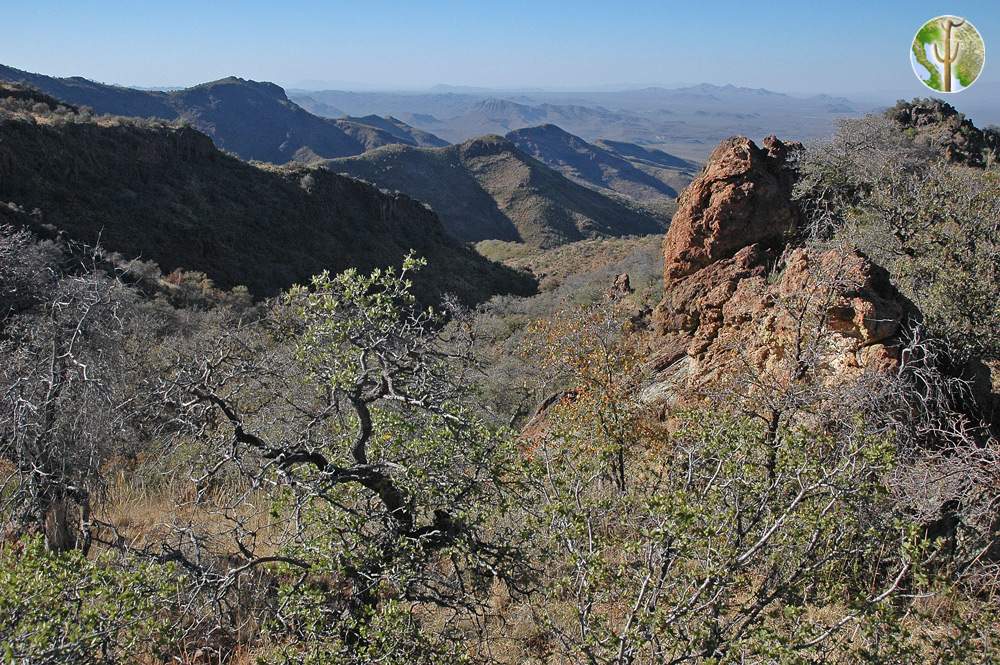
left=0, top=538, right=178, bottom=663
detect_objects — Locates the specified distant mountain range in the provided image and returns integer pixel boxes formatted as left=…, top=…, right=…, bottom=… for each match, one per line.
left=0, top=64, right=446, bottom=163
left=322, top=135, right=664, bottom=248
left=292, top=84, right=868, bottom=160
left=398, top=98, right=639, bottom=146
left=0, top=84, right=532, bottom=304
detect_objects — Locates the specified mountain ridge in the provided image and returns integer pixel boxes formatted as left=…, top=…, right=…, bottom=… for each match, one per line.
left=0, top=64, right=445, bottom=163
left=505, top=124, right=698, bottom=205
left=290, top=85, right=867, bottom=160
left=323, top=134, right=664, bottom=248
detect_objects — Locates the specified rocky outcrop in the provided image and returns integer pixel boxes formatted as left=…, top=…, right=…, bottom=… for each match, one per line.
left=886, top=98, right=1000, bottom=167
left=610, top=272, right=633, bottom=297
left=661, top=135, right=800, bottom=283
left=651, top=136, right=913, bottom=394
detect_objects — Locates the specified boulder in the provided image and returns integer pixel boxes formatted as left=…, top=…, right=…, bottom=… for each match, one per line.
left=610, top=272, right=633, bottom=297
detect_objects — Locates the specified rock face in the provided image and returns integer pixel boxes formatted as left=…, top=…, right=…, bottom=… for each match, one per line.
left=651, top=136, right=913, bottom=393
left=610, top=272, right=633, bottom=297
left=662, top=135, right=800, bottom=282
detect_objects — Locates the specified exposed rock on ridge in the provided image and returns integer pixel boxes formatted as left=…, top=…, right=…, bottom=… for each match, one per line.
left=651, top=135, right=913, bottom=392
left=661, top=135, right=800, bottom=282
left=886, top=98, right=1000, bottom=167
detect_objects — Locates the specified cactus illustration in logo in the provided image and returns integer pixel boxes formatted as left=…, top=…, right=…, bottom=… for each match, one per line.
left=911, top=16, right=985, bottom=93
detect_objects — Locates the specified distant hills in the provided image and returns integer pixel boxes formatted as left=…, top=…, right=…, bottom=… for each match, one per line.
left=323, top=135, right=664, bottom=248
left=0, top=64, right=446, bottom=163
left=505, top=124, right=698, bottom=205
left=0, top=84, right=532, bottom=304
left=337, top=114, right=448, bottom=149
left=292, top=84, right=866, bottom=160
left=402, top=98, right=636, bottom=146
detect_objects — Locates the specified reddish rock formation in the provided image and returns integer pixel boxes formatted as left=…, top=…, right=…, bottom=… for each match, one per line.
left=651, top=136, right=913, bottom=394
left=661, top=135, right=800, bottom=284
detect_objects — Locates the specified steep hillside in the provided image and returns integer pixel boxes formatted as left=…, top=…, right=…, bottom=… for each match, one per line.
left=323, top=135, right=664, bottom=248
left=166, top=77, right=377, bottom=162
left=506, top=124, right=698, bottom=204
left=593, top=138, right=699, bottom=182
left=592, top=139, right=695, bottom=168
left=0, top=64, right=439, bottom=163
left=292, top=94, right=346, bottom=118
left=0, top=86, right=533, bottom=304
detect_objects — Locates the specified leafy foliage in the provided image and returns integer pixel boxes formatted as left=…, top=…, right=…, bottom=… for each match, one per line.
left=0, top=538, right=177, bottom=664
left=153, top=257, right=531, bottom=659
left=0, top=102, right=997, bottom=662
left=513, top=297, right=999, bottom=663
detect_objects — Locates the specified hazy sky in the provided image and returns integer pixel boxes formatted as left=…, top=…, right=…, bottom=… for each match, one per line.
left=3, top=0, right=998, bottom=94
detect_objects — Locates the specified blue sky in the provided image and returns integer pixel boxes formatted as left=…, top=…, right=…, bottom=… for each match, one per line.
left=3, top=1, right=998, bottom=94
